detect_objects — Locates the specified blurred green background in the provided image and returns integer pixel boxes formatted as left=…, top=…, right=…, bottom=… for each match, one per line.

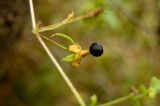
left=0, top=0, right=160, bottom=106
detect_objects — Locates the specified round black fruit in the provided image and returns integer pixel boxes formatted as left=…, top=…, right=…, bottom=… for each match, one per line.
left=89, top=42, right=103, bottom=57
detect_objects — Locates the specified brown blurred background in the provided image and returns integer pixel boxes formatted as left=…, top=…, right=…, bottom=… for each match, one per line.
left=0, top=0, right=160, bottom=106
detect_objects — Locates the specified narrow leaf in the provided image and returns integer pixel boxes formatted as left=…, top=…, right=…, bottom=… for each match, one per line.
left=62, top=54, right=76, bottom=62
left=51, top=33, right=75, bottom=44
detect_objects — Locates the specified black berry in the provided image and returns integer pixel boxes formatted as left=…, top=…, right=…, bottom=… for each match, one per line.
left=89, top=42, right=103, bottom=57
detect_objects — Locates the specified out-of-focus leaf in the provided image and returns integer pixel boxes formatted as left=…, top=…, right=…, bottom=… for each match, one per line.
left=130, top=97, right=141, bottom=106
left=62, top=54, right=76, bottom=62
left=140, top=85, right=149, bottom=96
left=149, top=77, right=160, bottom=98
left=90, top=94, right=98, bottom=106
left=104, top=10, right=120, bottom=30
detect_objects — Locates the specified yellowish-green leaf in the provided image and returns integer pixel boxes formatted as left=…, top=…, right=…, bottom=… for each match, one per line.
left=140, top=85, right=149, bottom=96
left=51, top=33, right=75, bottom=44
left=149, top=77, right=160, bottom=98
left=62, top=54, right=76, bottom=62
left=90, top=94, right=98, bottom=106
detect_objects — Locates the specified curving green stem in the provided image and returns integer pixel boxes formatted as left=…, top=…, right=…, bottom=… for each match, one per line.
left=50, top=33, right=75, bottom=44
left=98, top=93, right=145, bottom=106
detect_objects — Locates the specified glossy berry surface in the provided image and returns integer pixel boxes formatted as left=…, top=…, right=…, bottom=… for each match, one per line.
left=89, top=42, right=103, bottom=57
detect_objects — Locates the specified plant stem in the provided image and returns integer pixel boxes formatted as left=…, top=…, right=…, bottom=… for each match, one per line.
left=29, top=0, right=86, bottom=106
left=98, top=93, right=134, bottom=106
left=42, top=35, right=68, bottom=50
left=38, top=16, right=85, bottom=32
left=38, top=8, right=103, bottom=32
left=98, top=93, right=145, bottom=106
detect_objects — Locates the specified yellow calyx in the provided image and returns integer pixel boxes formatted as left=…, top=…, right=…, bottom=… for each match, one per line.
left=68, top=44, right=89, bottom=67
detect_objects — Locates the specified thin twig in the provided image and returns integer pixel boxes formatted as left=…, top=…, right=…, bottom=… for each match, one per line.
left=38, top=16, right=85, bottom=32
left=98, top=93, right=145, bottom=106
left=38, top=8, right=103, bottom=32
left=29, top=0, right=86, bottom=106
left=29, top=0, right=36, bottom=28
